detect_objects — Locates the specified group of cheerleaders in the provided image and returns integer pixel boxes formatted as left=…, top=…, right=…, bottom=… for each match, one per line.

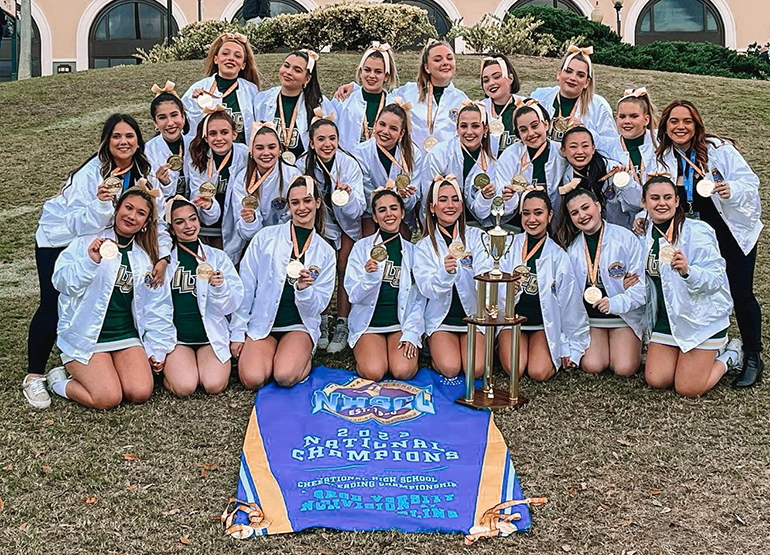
left=21, top=33, right=763, bottom=411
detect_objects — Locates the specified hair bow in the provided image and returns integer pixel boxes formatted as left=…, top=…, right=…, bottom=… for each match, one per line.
left=248, top=121, right=278, bottom=152
left=514, top=97, right=546, bottom=123
left=371, top=179, right=396, bottom=197
left=292, top=175, right=315, bottom=196
left=311, top=107, right=336, bottom=125
left=164, top=194, right=196, bottom=224
left=221, top=32, right=248, bottom=44
left=151, top=80, right=178, bottom=98
left=202, top=104, right=227, bottom=135
left=557, top=177, right=582, bottom=196
left=359, top=41, right=392, bottom=75
left=646, top=171, right=671, bottom=178
left=300, top=49, right=320, bottom=73
left=391, top=96, right=413, bottom=112
left=518, top=183, right=545, bottom=207
left=130, top=178, right=161, bottom=199
left=480, top=56, right=509, bottom=80
left=458, top=100, right=488, bottom=123
left=563, top=44, right=594, bottom=78
left=431, top=174, right=462, bottom=205
left=619, top=87, right=649, bottom=104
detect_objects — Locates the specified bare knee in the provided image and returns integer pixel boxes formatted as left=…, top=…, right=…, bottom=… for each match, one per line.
left=201, top=374, right=228, bottom=395
left=390, top=358, right=418, bottom=381
left=91, top=388, right=123, bottom=410
left=239, top=365, right=269, bottom=390
left=273, top=364, right=307, bottom=388
left=357, top=360, right=387, bottom=382
left=165, top=374, right=198, bottom=398
left=434, top=359, right=461, bottom=378
left=581, top=356, right=607, bottom=374
left=675, top=382, right=707, bottom=398
left=528, top=363, right=555, bottom=382
left=612, top=360, right=639, bottom=377
left=123, top=382, right=153, bottom=404
left=645, top=371, right=673, bottom=390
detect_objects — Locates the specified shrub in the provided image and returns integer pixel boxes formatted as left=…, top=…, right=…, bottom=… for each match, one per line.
left=510, top=5, right=621, bottom=52
left=594, top=41, right=770, bottom=80
left=446, top=13, right=559, bottom=56
left=135, top=1, right=437, bottom=62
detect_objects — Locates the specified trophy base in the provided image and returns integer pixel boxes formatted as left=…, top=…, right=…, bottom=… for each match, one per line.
left=456, top=388, right=529, bottom=410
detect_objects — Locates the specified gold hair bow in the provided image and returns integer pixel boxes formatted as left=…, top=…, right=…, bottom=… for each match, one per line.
left=164, top=194, right=195, bottom=224
left=563, top=44, right=594, bottom=77
left=514, top=98, right=546, bottom=123
left=151, top=80, right=178, bottom=98
left=311, top=107, right=336, bottom=125
left=480, top=56, right=509, bottom=80
left=371, top=179, right=396, bottom=197
left=431, top=174, right=462, bottom=205
left=293, top=175, right=315, bottom=196
left=300, top=49, right=320, bottom=73
left=646, top=171, right=671, bottom=178
left=248, top=121, right=278, bottom=151
left=203, top=104, right=227, bottom=116
left=391, top=96, right=413, bottom=112
left=557, top=177, right=582, bottom=195
left=622, top=87, right=648, bottom=98
left=458, top=100, right=488, bottom=123
left=221, top=32, right=248, bottom=44
left=133, top=178, right=161, bottom=199
left=359, top=41, right=393, bottom=74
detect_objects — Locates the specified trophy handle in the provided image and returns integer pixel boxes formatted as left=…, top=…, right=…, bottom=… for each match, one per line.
left=481, top=233, right=492, bottom=257
left=501, top=231, right=515, bottom=258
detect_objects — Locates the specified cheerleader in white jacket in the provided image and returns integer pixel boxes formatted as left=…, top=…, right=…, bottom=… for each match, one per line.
left=48, top=186, right=175, bottom=410
left=603, top=88, right=659, bottom=184
left=414, top=175, right=492, bottom=379
left=641, top=175, right=740, bottom=397
left=254, top=50, right=336, bottom=163
left=181, top=32, right=262, bottom=144
left=147, top=82, right=193, bottom=198
left=333, top=42, right=398, bottom=151
left=186, top=108, right=248, bottom=251
left=355, top=101, right=425, bottom=237
left=558, top=125, right=642, bottom=229
left=479, top=53, right=524, bottom=158
left=230, top=176, right=336, bottom=390
left=425, top=101, right=498, bottom=227
left=556, top=188, right=645, bottom=376
left=497, top=99, right=567, bottom=221
left=229, top=121, right=301, bottom=262
left=162, top=197, right=244, bottom=397
left=497, top=189, right=589, bottom=381
left=345, top=188, right=426, bottom=381
left=530, top=45, right=618, bottom=153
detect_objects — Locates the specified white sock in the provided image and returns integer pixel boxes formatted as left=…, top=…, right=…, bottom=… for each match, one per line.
left=717, top=350, right=738, bottom=369
left=51, top=379, right=71, bottom=399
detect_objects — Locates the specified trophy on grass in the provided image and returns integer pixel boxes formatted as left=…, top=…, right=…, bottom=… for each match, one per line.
left=456, top=197, right=529, bottom=410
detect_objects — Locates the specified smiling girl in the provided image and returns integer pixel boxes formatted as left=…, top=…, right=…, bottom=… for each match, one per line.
left=605, top=88, right=658, bottom=186
left=479, top=53, right=523, bottom=157
left=147, top=82, right=192, bottom=198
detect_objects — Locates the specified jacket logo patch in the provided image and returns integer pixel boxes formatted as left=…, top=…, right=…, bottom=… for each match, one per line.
left=382, top=260, right=401, bottom=288
left=114, top=265, right=134, bottom=295
left=608, top=262, right=626, bottom=279
left=172, top=267, right=197, bottom=297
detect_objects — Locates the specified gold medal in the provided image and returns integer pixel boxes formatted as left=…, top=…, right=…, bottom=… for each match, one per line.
left=553, top=116, right=570, bottom=133
left=196, top=93, right=214, bottom=110
left=512, top=264, right=530, bottom=278
left=370, top=245, right=388, bottom=262
left=583, top=285, right=603, bottom=305
left=331, top=189, right=349, bottom=207
left=103, top=176, right=123, bottom=196
left=196, top=262, right=214, bottom=280
left=286, top=259, right=304, bottom=279
left=242, top=195, right=258, bottom=210
left=395, top=174, right=411, bottom=191
left=659, top=245, right=676, bottom=265
left=199, top=181, right=217, bottom=199
left=489, top=119, right=505, bottom=137
left=448, top=241, right=466, bottom=259
left=510, top=174, right=529, bottom=191
left=99, top=240, right=119, bottom=260
left=167, top=154, right=183, bottom=172
left=696, top=178, right=716, bottom=197
left=423, top=136, right=438, bottom=151
left=281, top=151, right=296, bottom=165
left=612, top=171, right=631, bottom=189
left=473, top=172, right=491, bottom=191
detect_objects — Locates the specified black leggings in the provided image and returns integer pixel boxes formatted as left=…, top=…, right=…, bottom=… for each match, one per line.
left=27, top=244, right=65, bottom=374
left=709, top=218, right=763, bottom=353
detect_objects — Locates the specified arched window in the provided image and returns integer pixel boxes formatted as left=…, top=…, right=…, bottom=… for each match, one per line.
left=89, top=0, right=178, bottom=68
left=0, top=16, right=41, bottom=81
left=636, top=0, right=724, bottom=45
left=390, top=0, right=451, bottom=37
left=509, top=0, right=583, bottom=16
left=231, top=0, right=309, bottom=22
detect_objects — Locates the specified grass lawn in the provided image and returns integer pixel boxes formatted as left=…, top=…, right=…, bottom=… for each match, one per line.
left=0, top=52, right=769, bottom=555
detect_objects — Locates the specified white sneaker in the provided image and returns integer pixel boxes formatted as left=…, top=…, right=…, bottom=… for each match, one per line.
left=46, top=366, right=68, bottom=386
left=326, top=319, right=349, bottom=354
left=722, top=338, right=744, bottom=373
left=317, top=315, right=330, bottom=351
left=22, top=374, right=51, bottom=410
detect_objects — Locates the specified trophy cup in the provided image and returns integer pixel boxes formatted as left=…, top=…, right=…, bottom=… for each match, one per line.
left=456, top=197, right=529, bottom=410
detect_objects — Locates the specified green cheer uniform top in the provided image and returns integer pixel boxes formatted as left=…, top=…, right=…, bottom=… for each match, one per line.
left=216, top=75, right=244, bottom=143
left=98, top=234, right=139, bottom=344
left=432, top=85, right=446, bottom=105
left=273, top=225, right=312, bottom=329
left=377, top=144, right=397, bottom=175
left=646, top=219, right=672, bottom=335
left=166, top=137, right=187, bottom=197
left=369, top=231, right=403, bottom=329
left=171, top=241, right=209, bottom=345
left=439, top=223, right=467, bottom=328
left=515, top=234, right=546, bottom=328
left=583, top=229, right=611, bottom=320
left=275, top=93, right=304, bottom=161
left=207, top=150, right=233, bottom=232
left=493, top=100, right=516, bottom=157
left=361, top=89, right=386, bottom=142
left=462, top=146, right=483, bottom=225
left=624, top=134, right=645, bottom=172
left=529, top=143, right=549, bottom=187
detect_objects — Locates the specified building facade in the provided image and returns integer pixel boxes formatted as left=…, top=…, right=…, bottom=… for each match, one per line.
left=2, top=0, right=768, bottom=79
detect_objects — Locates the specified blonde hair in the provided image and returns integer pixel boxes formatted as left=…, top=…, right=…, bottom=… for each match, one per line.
left=357, top=49, right=399, bottom=91
left=417, top=40, right=454, bottom=103
left=558, top=52, right=594, bottom=119
left=617, top=92, right=658, bottom=145
left=203, top=33, right=261, bottom=89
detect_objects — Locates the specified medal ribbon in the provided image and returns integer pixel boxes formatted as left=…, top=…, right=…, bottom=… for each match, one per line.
left=177, top=242, right=207, bottom=264
left=519, top=141, right=548, bottom=173
left=620, top=136, right=645, bottom=184
left=583, top=225, right=604, bottom=287
left=376, top=144, right=409, bottom=176
left=491, top=95, right=514, bottom=120
left=291, top=223, right=313, bottom=261
left=372, top=231, right=400, bottom=251
left=362, top=92, right=386, bottom=141
left=207, top=149, right=233, bottom=180
left=116, top=235, right=135, bottom=249
left=675, top=148, right=706, bottom=203
left=278, top=93, right=301, bottom=149
left=247, top=164, right=275, bottom=195
left=208, top=78, right=239, bottom=100
left=438, top=224, right=458, bottom=242
left=318, top=157, right=341, bottom=190
left=461, top=145, right=488, bottom=174
left=554, top=93, right=579, bottom=121
left=522, top=235, right=547, bottom=264
left=110, top=164, right=133, bottom=178
left=426, top=82, right=436, bottom=136
left=654, top=222, right=674, bottom=245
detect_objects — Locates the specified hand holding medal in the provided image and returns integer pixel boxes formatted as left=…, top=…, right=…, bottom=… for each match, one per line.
left=88, top=238, right=109, bottom=263
left=192, top=193, right=214, bottom=211
left=670, top=249, right=689, bottom=276
left=331, top=184, right=351, bottom=207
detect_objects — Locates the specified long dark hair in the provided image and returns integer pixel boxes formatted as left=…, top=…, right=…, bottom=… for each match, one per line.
left=189, top=111, right=236, bottom=173
left=424, top=178, right=466, bottom=254
left=245, top=125, right=287, bottom=209
left=643, top=175, right=685, bottom=245
left=457, top=103, right=493, bottom=161
left=512, top=99, right=552, bottom=140
left=555, top=188, right=601, bottom=248
left=286, top=50, right=323, bottom=128
left=114, top=189, right=159, bottom=264
left=150, top=93, right=190, bottom=135
left=287, top=175, right=326, bottom=235
left=561, top=126, right=607, bottom=206
left=480, top=53, right=520, bottom=96
left=303, top=118, right=361, bottom=181
left=376, top=103, right=415, bottom=175
left=520, top=189, right=554, bottom=238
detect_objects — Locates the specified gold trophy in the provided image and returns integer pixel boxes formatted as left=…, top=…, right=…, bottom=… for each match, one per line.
left=457, top=196, right=528, bottom=410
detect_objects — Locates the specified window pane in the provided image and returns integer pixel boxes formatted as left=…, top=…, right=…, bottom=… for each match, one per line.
left=271, top=0, right=303, bottom=16
left=108, top=2, right=137, bottom=40
left=650, top=0, right=704, bottom=32
left=706, top=8, right=717, bottom=31
left=94, top=16, right=107, bottom=40
left=138, top=3, right=163, bottom=40
left=93, top=58, right=110, bottom=69
left=110, top=57, right=138, bottom=67
left=640, top=10, right=651, bottom=32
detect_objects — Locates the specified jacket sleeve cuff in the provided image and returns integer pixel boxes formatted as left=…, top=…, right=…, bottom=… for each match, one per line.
left=399, top=330, right=422, bottom=348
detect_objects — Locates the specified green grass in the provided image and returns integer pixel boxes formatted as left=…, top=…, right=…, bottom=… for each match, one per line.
left=1, top=53, right=769, bottom=554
